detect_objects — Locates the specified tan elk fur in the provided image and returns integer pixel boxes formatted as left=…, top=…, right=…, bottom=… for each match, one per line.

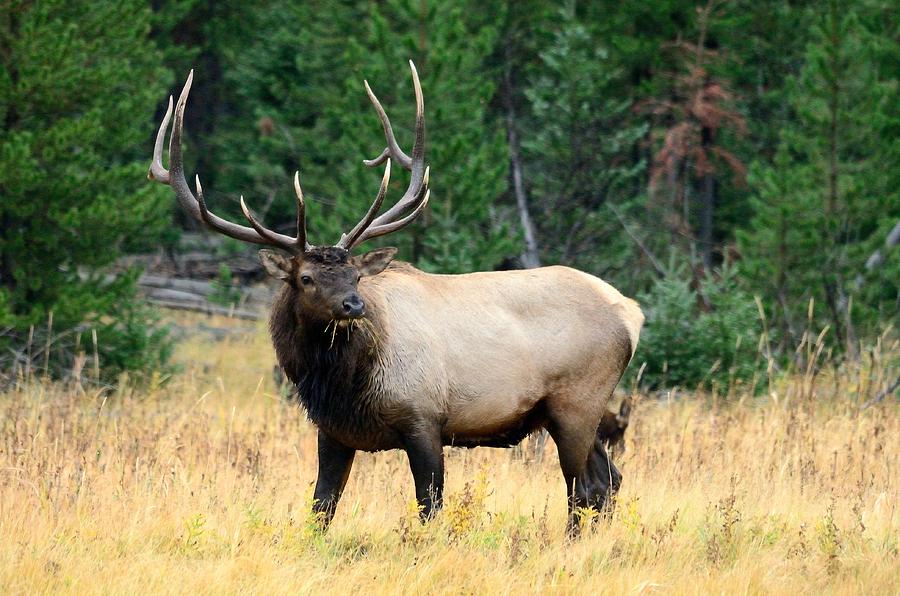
left=356, top=264, right=643, bottom=451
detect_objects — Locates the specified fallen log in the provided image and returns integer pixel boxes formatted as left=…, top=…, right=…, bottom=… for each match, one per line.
left=136, top=275, right=274, bottom=308
left=146, top=288, right=207, bottom=304
left=147, top=299, right=262, bottom=321
left=139, top=275, right=216, bottom=296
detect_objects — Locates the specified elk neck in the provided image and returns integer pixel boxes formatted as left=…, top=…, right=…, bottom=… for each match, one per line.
left=268, top=283, right=391, bottom=445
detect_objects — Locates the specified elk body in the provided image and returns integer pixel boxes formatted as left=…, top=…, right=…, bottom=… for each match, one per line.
left=149, top=63, right=644, bottom=534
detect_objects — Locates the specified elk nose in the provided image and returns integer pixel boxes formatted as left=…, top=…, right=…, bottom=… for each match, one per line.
left=342, top=294, right=365, bottom=317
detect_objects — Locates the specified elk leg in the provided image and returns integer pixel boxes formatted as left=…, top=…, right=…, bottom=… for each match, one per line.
left=312, top=430, right=356, bottom=528
left=560, top=427, right=623, bottom=537
left=403, top=429, right=444, bottom=521
left=546, top=417, right=596, bottom=538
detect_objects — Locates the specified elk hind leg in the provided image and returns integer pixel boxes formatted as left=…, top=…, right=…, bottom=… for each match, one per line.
left=546, top=415, right=597, bottom=537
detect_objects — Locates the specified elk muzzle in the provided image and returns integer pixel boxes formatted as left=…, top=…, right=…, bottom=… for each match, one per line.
left=341, top=293, right=366, bottom=318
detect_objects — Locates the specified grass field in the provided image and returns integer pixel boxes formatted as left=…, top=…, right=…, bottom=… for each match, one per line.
left=1, top=315, right=897, bottom=594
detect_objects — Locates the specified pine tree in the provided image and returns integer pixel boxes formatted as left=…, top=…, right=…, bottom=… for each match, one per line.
left=520, top=7, right=647, bottom=284
left=738, top=0, right=898, bottom=352
left=644, top=0, right=747, bottom=272
left=0, top=0, right=173, bottom=380
left=851, top=0, right=900, bottom=327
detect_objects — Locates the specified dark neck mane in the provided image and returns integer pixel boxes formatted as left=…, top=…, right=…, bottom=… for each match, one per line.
left=269, top=286, right=385, bottom=439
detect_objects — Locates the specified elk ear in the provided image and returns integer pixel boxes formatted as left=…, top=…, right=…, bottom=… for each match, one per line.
left=258, top=249, right=292, bottom=281
left=353, top=247, right=398, bottom=277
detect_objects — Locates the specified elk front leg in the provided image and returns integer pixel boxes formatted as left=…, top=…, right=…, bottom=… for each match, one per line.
left=403, top=429, right=444, bottom=521
left=312, top=430, right=356, bottom=529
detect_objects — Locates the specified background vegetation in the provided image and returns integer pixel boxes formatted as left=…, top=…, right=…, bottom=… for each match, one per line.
left=1, top=0, right=897, bottom=388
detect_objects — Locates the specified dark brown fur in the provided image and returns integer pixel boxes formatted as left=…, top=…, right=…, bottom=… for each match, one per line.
left=269, top=280, right=404, bottom=451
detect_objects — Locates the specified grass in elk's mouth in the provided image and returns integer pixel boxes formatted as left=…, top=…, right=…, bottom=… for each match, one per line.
left=0, top=313, right=896, bottom=594
left=330, top=319, right=339, bottom=349
left=324, top=318, right=345, bottom=350
left=324, top=317, right=379, bottom=351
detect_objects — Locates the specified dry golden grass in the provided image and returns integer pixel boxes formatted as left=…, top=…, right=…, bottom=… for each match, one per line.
left=0, top=314, right=897, bottom=595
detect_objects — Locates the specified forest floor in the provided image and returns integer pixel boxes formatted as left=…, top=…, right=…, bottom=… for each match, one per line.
left=0, top=314, right=897, bottom=595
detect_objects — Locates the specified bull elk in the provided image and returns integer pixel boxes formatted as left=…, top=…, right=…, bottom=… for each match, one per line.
left=148, top=62, right=644, bottom=535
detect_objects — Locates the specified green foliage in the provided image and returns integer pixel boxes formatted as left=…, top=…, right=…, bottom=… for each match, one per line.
left=633, top=263, right=764, bottom=391
left=146, top=0, right=894, bottom=387
left=209, top=264, right=241, bottom=307
left=520, top=8, right=647, bottom=278
left=1, top=0, right=895, bottom=387
left=737, top=0, right=899, bottom=350
left=0, top=0, right=173, bottom=381
left=91, top=288, right=174, bottom=382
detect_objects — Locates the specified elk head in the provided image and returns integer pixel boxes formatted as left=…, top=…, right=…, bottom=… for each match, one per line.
left=148, top=62, right=430, bottom=323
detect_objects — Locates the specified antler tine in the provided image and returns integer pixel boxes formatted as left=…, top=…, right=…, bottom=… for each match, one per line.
left=293, top=172, right=311, bottom=251
left=352, top=186, right=430, bottom=246
left=148, top=71, right=307, bottom=254
left=148, top=96, right=173, bottom=183
left=367, top=60, right=426, bottom=228
left=337, top=159, right=392, bottom=249
left=342, top=61, right=428, bottom=250
left=347, top=166, right=429, bottom=249
left=362, top=82, right=412, bottom=169
left=239, top=195, right=293, bottom=248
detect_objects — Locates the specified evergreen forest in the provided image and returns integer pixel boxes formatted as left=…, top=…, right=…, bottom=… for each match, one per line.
left=1, top=0, right=897, bottom=390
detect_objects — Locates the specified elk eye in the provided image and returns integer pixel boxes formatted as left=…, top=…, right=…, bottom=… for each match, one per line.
left=300, top=275, right=313, bottom=286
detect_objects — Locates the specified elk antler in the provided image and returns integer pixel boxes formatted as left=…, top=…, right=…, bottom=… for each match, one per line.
left=337, top=60, right=430, bottom=250
left=148, top=71, right=310, bottom=254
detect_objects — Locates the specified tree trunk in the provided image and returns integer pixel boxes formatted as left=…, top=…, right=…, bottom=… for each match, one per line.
left=699, top=126, right=715, bottom=270
left=699, top=172, right=715, bottom=270
left=502, top=54, right=541, bottom=269
left=822, top=4, right=856, bottom=356
left=776, top=208, right=796, bottom=348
